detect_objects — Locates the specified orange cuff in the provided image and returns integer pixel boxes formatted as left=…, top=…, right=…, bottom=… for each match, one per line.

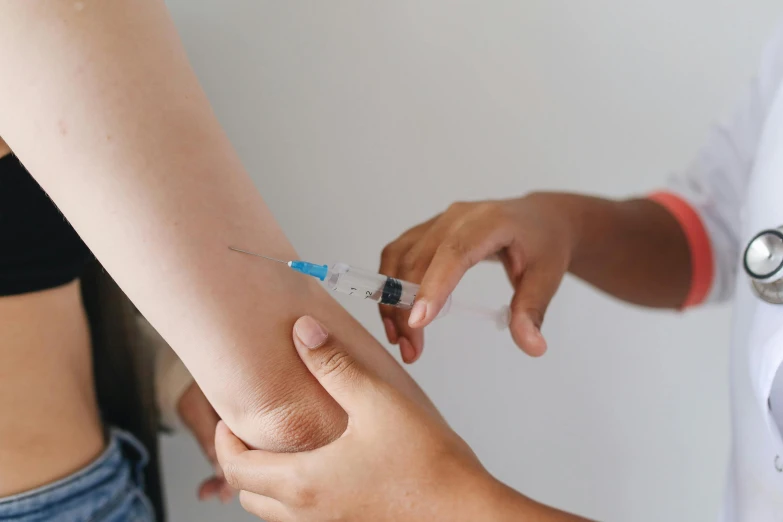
left=648, top=192, right=714, bottom=308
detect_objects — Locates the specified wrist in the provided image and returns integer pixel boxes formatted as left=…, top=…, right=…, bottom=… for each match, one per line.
left=454, top=467, right=587, bottom=521
left=519, top=191, right=584, bottom=266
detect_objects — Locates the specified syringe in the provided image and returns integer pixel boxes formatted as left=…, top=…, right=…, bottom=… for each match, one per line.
left=229, top=247, right=510, bottom=330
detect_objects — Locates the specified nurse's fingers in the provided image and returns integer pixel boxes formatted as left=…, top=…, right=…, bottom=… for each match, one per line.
left=409, top=209, right=517, bottom=328
left=393, top=209, right=484, bottom=362
left=238, top=491, right=290, bottom=522
left=397, top=331, right=423, bottom=364
left=197, top=476, right=235, bottom=504
left=197, top=476, right=222, bottom=501
left=215, top=421, right=295, bottom=500
left=386, top=305, right=423, bottom=364
left=379, top=218, right=435, bottom=346
left=292, top=316, right=381, bottom=417
left=508, top=262, right=564, bottom=357
left=396, top=211, right=471, bottom=289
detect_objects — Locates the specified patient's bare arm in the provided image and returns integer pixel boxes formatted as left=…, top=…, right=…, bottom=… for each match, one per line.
left=0, top=0, right=436, bottom=451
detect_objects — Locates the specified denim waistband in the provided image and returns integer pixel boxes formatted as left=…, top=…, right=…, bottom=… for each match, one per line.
left=0, top=428, right=150, bottom=521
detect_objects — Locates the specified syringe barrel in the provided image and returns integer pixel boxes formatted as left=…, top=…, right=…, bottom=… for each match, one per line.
left=325, top=263, right=419, bottom=308
left=324, top=263, right=505, bottom=329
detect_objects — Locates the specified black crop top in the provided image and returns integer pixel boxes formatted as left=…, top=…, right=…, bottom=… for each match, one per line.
left=0, top=153, right=93, bottom=296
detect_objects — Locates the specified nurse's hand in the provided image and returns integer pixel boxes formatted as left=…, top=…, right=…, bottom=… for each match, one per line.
left=214, top=316, right=519, bottom=522
left=380, top=194, right=576, bottom=361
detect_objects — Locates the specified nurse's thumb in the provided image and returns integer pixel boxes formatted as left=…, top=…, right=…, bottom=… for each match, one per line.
left=292, top=316, right=377, bottom=415
left=509, top=265, right=563, bottom=357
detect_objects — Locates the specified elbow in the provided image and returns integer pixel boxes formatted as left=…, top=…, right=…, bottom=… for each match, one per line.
left=223, top=377, right=348, bottom=453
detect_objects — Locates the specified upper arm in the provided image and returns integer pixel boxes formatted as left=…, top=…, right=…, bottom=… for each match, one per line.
left=649, top=22, right=783, bottom=308
left=0, top=0, right=434, bottom=451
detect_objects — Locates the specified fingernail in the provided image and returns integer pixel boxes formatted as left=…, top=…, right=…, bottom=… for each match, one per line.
left=400, top=337, right=415, bottom=363
left=295, top=317, right=328, bottom=349
left=408, top=301, right=428, bottom=327
left=532, top=329, right=548, bottom=356
left=519, top=317, right=547, bottom=357
left=383, top=319, right=398, bottom=344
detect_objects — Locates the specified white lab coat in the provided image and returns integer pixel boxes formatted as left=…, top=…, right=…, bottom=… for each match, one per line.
left=654, top=20, right=783, bottom=522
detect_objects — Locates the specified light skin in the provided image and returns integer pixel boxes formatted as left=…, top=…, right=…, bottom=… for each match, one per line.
left=0, top=282, right=103, bottom=496
left=177, top=382, right=235, bottom=503
left=0, top=0, right=436, bottom=471
left=0, top=278, right=230, bottom=499
left=216, top=316, right=590, bottom=522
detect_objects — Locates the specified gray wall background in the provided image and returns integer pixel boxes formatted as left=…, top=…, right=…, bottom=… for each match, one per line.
left=159, top=2, right=782, bottom=520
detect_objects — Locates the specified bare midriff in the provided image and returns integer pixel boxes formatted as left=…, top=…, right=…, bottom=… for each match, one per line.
left=0, top=267, right=104, bottom=495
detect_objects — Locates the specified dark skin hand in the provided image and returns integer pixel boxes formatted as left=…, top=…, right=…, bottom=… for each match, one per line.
left=216, top=316, right=590, bottom=522
left=379, top=192, right=691, bottom=362
left=213, top=193, right=689, bottom=521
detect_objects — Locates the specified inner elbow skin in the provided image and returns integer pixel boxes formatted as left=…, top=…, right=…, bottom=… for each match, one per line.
left=230, top=383, right=348, bottom=452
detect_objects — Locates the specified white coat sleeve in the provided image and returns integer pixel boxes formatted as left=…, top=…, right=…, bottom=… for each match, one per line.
left=648, top=23, right=783, bottom=308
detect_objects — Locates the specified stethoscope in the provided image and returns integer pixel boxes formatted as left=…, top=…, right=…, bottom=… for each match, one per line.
left=744, top=227, right=783, bottom=304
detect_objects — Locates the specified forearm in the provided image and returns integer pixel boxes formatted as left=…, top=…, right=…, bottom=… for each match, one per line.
left=473, top=478, right=591, bottom=522
left=0, top=0, right=433, bottom=451
left=528, top=192, right=691, bottom=309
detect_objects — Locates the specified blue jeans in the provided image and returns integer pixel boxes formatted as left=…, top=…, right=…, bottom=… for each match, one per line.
left=0, top=429, right=155, bottom=522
